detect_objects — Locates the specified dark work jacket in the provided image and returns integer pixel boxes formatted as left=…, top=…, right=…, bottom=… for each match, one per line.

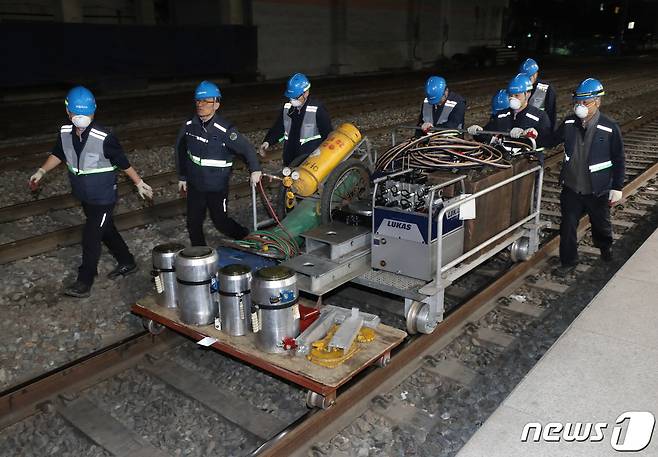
left=484, top=105, right=552, bottom=150
left=263, top=96, right=333, bottom=166
left=416, top=91, right=466, bottom=132
left=175, top=113, right=261, bottom=193
left=550, top=112, right=625, bottom=196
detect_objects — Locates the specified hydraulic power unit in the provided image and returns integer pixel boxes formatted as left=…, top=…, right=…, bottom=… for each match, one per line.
left=371, top=171, right=465, bottom=281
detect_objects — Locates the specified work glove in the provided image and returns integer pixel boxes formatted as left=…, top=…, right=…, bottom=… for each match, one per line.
left=510, top=127, right=524, bottom=138
left=29, top=168, right=46, bottom=190
left=609, top=189, right=622, bottom=205
left=258, top=142, right=269, bottom=157
left=250, top=171, right=263, bottom=187
left=523, top=127, right=538, bottom=139
left=136, top=180, right=153, bottom=200
left=178, top=180, right=187, bottom=194
left=421, top=122, right=433, bottom=134
left=467, top=125, right=483, bottom=136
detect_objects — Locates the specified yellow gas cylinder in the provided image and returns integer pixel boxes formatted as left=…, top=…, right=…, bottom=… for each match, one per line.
left=292, top=123, right=362, bottom=197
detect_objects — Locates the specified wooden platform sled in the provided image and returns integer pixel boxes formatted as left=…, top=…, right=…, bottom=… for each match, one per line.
left=132, top=295, right=407, bottom=409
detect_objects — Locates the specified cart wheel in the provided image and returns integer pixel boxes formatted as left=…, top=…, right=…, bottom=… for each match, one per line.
left=320, top=159, right=371, bottom=225
left=376, top=352, right=391, bottom=368
left=143, top=319, right=165, bottom=335
left=510, top=237, right=531, bottom=262
left=276, top=155, right=308, bottom=219
left=306, top=391, right=335, bottom=409
left=405, top=301, right=436, bottom=335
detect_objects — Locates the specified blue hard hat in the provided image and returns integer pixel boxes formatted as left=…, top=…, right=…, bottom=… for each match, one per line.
left=194, top=80, right=221, bottom=100
left=573, top=78, right=605, bottom=100
left=507, top=73, right=533, bottom=95
left=425, top=76, right=447, bottom=105
left=519, top=58, right=539, bottom=76
left=284, top=73, right=311, bottom=99
left=65, top=86, right=96, bottom=115
left=492, top=89, right=510, bottom=114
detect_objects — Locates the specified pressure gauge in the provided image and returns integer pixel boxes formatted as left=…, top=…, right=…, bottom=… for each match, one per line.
left=282, top=167, right=292, bottom=177
left=291, top=170, right=300, bottom=180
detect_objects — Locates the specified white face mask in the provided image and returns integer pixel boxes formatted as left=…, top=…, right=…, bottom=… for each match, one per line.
left=574, top=104, right=589, bottom=119
left=509, top=97, right=522, bottom=110
left=290, top=98, right=303, bottom=107
left=72, top=115, right=92, bottom=129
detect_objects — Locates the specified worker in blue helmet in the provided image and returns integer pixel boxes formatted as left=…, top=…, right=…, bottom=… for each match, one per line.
left=547, top=78, right=624, bottom=276
left=417, top=76, right=466, bottom=135
left=519, top=57, right=557, bottom=129
left=468, top=73, right=551, bottom=161
left=175, top=80, right=262, bottom=246
left=491, top=89, right=510, bottom=118
left=261, top=73, right=333, bottom=166
left=28, top=86, right=154, bottom=298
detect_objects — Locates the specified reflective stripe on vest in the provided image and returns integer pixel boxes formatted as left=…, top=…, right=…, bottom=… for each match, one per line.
left=282, top=103, right=320, bottom=144
left=61, top=125, right=116, bottom=175
left=187, top=151, right=232, bottom=168
left=589, top=160, right=612, bottom=172
left=422, top=98, right=458, bottom=127
left=529, top=82, right=549, bottom=111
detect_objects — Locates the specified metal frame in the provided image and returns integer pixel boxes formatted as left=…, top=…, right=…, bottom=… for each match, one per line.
left=357, top=165, right=545, bottom=334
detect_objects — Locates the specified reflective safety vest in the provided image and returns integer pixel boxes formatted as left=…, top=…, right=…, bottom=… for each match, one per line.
left=422, top=98, right=461, bottom=129
left=61, top=125, right=118, bottom=204
left=282, top=102, right=321, bottom=145
left=561, top=118, right=619, bottom=195
left=184, top=117, right=235, bottom=192
left=529, top=82, right=549, bottom=111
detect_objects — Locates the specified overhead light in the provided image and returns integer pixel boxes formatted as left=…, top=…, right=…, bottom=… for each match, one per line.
left=600, top=3, right=604, bottom=11
left=507, top=45, right=513, bottom=49
left=607, top=44, right=613, bottom=51
left=544, top=34, right=548, bottom=38
left=628, top=21, right=635, bottom=30
left=527, top=33, right=532, bottom=38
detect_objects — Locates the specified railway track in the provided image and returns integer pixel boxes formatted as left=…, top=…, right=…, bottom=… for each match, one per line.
left=2, top=104, right=658, bottom=456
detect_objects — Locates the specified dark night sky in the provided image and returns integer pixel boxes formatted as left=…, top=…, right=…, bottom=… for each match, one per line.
left=506, top=0, right=658, bottom=53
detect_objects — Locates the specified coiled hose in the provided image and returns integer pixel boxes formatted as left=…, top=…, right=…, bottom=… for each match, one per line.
left=376, top=131, right=531, bottom=172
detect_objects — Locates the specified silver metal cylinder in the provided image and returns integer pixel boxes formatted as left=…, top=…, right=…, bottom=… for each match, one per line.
left=152, top=243, right=185, bottom=308
left=175, top=246, right=219, bottom=326
left=218, top=264, right=252, bottom=336
left=252, top=266, right=300, bottom=353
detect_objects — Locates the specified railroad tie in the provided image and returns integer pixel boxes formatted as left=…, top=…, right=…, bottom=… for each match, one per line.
left=578, top=245, right=601, bottom=256
left=620, top=207, right=648, bottom=216
left=56, top=396, right=168, bottom=457
left=143, top=358, right=287, bottom=441
left=502, top=300, right=545, bottom=318
left=526, top=278, right=569, bottom=294
left=611, top=219, right=635, bottom=228
left=422, top=358, right=477, bottom=385
left=371, top=400, right=435, bottom=441
left=475, top=327, right=515, bottom=348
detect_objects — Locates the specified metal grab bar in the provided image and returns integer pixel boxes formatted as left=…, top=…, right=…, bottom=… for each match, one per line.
left=433, top=165, right=544, bottom=286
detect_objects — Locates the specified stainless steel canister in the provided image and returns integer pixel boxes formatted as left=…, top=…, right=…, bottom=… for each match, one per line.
left=218, top=264, right=252, bottom=336
left=175, top=246, right=219, bottom=325
left=151, top=243, right=185, bottom=308
left=252, top=266, right=300, bottom=353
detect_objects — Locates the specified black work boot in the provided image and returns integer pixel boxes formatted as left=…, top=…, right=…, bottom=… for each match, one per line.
left=107, top=263, right=138, bottom=279
left=600, top=247, right=613, bottom=262
left=64, top=281, right=92, bottom=298
left=552, top=263, right=577, bottom=278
